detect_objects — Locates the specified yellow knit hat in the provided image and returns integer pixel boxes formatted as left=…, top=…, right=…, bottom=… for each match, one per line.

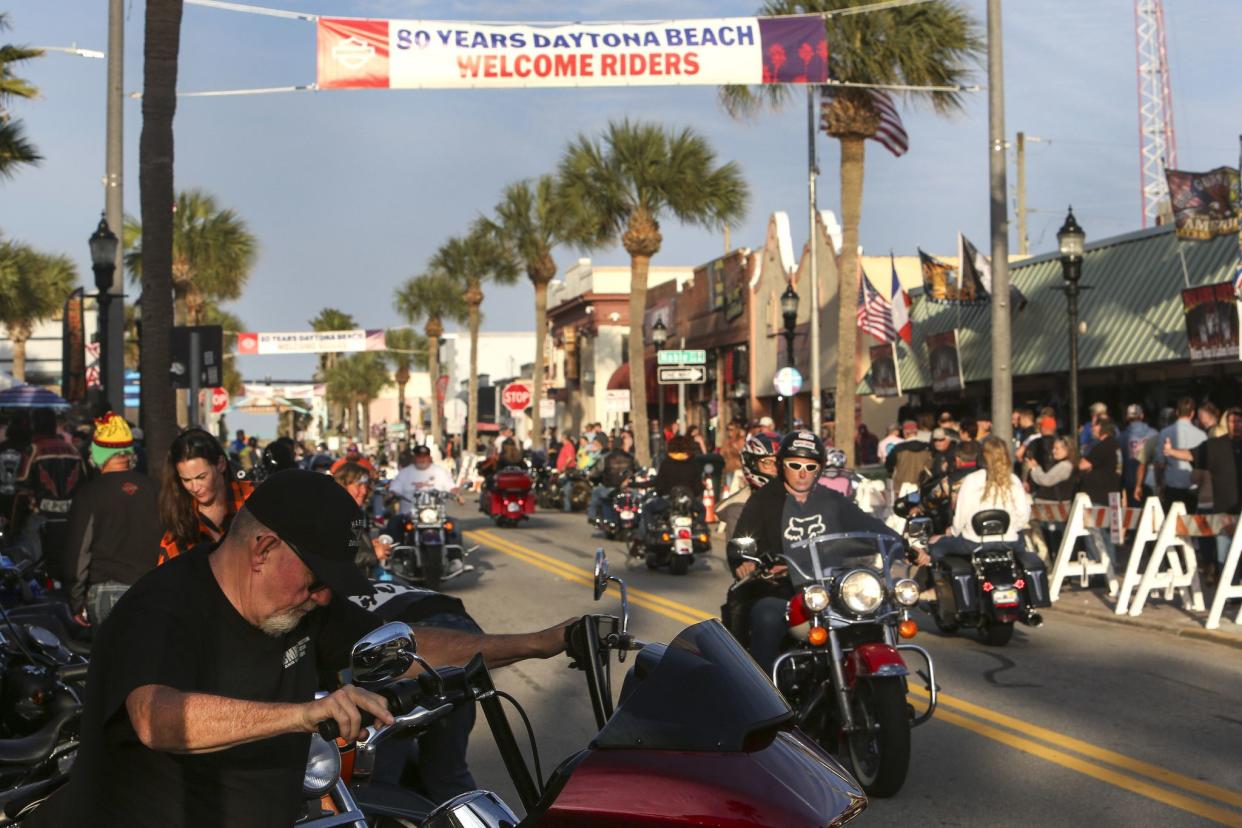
left=91, top=412, right=133, bottom=467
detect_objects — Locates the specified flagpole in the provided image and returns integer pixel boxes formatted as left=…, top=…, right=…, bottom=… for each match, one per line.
left=987, top=0, right=1013, bottom=445
left=808, top=85, right=822, bottom=435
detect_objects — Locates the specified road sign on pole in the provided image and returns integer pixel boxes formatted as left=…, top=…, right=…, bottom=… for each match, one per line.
left=657, top=349, right=706, bottom=366
left=501, top=382, right=532, bottom=413
left=657, top=365, right=707, bottom=384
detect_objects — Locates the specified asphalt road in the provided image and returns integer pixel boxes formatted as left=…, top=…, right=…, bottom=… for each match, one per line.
left=436, top=504, right=1242, bottom=826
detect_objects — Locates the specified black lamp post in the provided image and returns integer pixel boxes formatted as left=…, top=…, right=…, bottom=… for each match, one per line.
left=780, top=281, right=800, bottom=429
left=651, top=317, right=669, bottom=459
left=1057, top=207, right=1086, bottom=444
left=89, top=214, right=119, bottom=410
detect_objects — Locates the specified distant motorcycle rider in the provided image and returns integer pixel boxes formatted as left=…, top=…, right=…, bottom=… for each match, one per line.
left=587, top=432, right=639, bottom=525
left=727, top=430, right=899, bottom=673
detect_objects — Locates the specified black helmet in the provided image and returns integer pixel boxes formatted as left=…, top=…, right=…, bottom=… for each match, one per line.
left=776, top=430, right=826, bottom=466
left=261, top=437, right=298, bottom=475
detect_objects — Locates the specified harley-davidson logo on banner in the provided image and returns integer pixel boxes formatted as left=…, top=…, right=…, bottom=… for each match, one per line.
left=925, top=329, right=964, bottom=394
left=236, top=329, right=386, bottom=356
left=1181, top=282, right=1239, bottom=363
left=317, top=15, right=827, bottom=89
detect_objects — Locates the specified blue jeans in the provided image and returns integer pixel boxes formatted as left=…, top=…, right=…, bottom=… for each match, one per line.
left=749, top=596, right=789, bottom=675
left=87, top=581, right=129, bottom=625
left=588, top=486, right=614, bottom=522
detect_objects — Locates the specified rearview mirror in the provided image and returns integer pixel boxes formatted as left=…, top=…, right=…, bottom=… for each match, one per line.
left=727, top=536, right=761, bottom=564
left=350, top=621, right=418, bottom=688
left=593, top=548, right=609, bottom=601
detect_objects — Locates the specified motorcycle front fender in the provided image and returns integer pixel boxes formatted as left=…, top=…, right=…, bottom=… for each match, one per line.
left=848, top=641, right=909, bottom=680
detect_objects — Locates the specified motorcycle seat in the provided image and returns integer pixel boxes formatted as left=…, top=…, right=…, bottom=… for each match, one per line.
left=0, top=705, right=80, bottom=767
left=938, top=554, right=974, bottom=578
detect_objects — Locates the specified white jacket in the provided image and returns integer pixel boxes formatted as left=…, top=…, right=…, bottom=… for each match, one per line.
left=952, top=469, right=1030, bottom=542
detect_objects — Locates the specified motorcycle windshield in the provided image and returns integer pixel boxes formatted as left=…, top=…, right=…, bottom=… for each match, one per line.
left=780, top=532, right=902, bottom=587
left=593, top=620, right=793, bottom=752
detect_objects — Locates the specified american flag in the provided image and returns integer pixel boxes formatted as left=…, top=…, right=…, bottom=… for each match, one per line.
left=867, top=90, right=909, bottom=157
left=857, top=271, right=896, bottom=341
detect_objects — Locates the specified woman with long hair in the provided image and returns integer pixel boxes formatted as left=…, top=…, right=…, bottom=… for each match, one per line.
left=157, top=428, right=253, bottom=564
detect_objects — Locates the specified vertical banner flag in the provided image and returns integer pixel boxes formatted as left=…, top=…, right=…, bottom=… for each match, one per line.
left=61, top=288, right=86, bottom=403
left=926, top=329, right=964, bottom=393
left=1164, top=166, right=1241, bottom=240
left=318, top=15, right=827, bottom=89
left=1180, top=282, right=1239, bottom=363
left=889, top=253, right=911, bottom=345
left=959, top=233, right=1028, bottom=310
left=869, top=342, right=901, bottom=397
left=919, top=249, right=985, bottom=305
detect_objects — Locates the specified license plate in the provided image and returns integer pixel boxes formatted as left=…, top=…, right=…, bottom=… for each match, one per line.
left=619, top=510, right=635, bottom=520
left=674, top=540, right=693, bottom=555
left=506, top=502, right=521, bottom=513
left=39, top=499, right=70, bottom=514
left=992, top=587, right=1019, bottom=607
left=673, top=517, right=693, bottom=528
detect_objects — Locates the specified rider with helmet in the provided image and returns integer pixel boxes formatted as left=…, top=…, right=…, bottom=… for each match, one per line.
left=727, top=430, right=900, bottom=673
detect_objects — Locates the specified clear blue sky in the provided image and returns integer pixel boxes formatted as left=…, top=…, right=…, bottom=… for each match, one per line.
left=2, top=1, right=1239, bottom=434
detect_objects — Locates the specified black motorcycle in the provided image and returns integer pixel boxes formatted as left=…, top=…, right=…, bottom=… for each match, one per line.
left=594, top=488, right=642, bottom=541
left=631, top=486, right=710, bottom=575
left=389, top=490, right=463, bottom=591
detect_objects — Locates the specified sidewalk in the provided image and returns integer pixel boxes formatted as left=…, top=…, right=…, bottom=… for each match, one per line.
left=1047, top=586, right=1242, bottom=650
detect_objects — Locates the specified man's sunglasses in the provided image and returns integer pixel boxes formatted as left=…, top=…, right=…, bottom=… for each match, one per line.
left=267, top=533, right=328, bottom=594
left=784, top=460, right=820, bottom=472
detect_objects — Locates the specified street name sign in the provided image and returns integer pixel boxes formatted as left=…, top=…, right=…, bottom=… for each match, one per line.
left=658, top=365, right=707, bottom=384
left=657, top=349, right=706, bottom=366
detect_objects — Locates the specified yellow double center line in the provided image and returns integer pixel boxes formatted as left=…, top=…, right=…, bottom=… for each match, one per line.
left=467, top=528, right=1242, bottom=826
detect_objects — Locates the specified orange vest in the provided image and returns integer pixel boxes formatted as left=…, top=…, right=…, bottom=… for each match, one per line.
left=157, top=477, right=254, bottom=565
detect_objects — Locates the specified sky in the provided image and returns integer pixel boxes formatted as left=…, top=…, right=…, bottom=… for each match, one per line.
left=3, top=0, right=1240, bottom=435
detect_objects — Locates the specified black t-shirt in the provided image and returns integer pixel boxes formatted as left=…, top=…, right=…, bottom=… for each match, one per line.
left=1194, top=436, right=1242, bottom=515
left=61, top=469, right=164, bottom=606
left=41, top=547, right=379, bottom=828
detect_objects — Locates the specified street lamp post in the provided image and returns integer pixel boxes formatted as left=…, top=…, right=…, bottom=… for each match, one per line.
left=780, top=281, right=800, bottom=430
left=1057, top=208, right=1085, bottom=444
left=89, top=214, right=119, bottom=410
left=651, top=317, right=668, bottom=459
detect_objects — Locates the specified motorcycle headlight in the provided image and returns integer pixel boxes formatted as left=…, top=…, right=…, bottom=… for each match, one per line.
left=893, top=578, right=920, bottom=607
left=802, top=584, right=830, bottom=613
left=418, top=507, right=439, bottom=524
left=302, top=733, right=341, bottom=798
left=838, top=570, right=885, bottom=615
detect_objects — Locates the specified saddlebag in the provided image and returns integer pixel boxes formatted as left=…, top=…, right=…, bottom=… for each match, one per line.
left=1018, top=552, right=1052, bottom=608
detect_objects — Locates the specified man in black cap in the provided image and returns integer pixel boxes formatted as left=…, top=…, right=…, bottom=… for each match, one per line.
left=36, top=470, right=564, bottom=827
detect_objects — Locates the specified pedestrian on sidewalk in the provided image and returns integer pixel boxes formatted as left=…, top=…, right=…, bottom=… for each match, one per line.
left=1165, top=407, right=1242, bottom=585
left=1077, top=416, right=1121, bottom=564
left=1155, top=397, right=1206, bottom=513
left=1121, top=404, right=1157, bottom=506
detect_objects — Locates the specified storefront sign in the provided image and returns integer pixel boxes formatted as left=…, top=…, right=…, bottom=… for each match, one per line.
left=925, top=329, right=963, bottom=393
left=868, top=342, right=901, bottom=397
left=1181, top=281, right=1239, bottom=363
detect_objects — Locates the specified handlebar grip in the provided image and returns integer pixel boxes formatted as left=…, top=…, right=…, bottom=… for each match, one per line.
left=316, top=709, right=376, bottom=742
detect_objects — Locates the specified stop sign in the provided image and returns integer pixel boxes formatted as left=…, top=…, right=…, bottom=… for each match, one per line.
left=210, top=387, right=230, bottom=414
left=501, top=382, right=532, bottom=413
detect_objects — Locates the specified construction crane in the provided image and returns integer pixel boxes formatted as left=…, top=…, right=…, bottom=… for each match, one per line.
left=1134, top=0, right=1178, bottom=228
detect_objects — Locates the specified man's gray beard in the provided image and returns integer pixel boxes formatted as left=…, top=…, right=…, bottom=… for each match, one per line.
left=258, top=600, right=316, bottom=637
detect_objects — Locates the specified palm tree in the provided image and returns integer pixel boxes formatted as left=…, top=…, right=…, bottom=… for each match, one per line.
left=430, top=226, right=518, bottom=450
left=0, top=241, right=76, bottom=382
left=556, top=120, right=748, bottom=465
left=124, top=188, right=257, bottom=326
left=384, top=327, right=428, bottom=429
left=483, top=176, right=566, bottom=448
left=721, top=0, right=981, bottom=464
left=139, top=0, right=188, bottom=473
left=326, top=352, right=391, bottom=440
left=310, top=307, right=357, bottom=435
left=0, top=14, right=43, bottom=181
left=394, top=272, right=467, bottom=451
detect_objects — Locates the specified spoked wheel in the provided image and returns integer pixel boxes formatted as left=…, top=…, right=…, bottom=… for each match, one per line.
left=842, top=678, right=911, bottom=798
left=979, top=617, right=1014, bottom=646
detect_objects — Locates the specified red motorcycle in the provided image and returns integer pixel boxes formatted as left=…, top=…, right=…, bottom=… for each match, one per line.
left=486, top=466, right=535, bottom=528
left=297, top=551, right=868, bottom=827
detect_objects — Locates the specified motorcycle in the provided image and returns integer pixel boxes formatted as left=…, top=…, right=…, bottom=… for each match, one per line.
left=898, top=506, right=1050, bottom=646
left=293, top=550, right=867, bottom=827
left=532, top=466, right=565, bottom=511
left=389, top=490, right=465, bottom=591
left=630, top=486, right=710, bottom=575
left=485, top=466, right=536, bottom=528
left=727, top=533, right=936, bottom=798
left=593, top=488, right=642, bottom=542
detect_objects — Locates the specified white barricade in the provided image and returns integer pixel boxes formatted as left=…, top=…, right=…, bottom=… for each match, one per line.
left=1127, top=501, right=1205, bottom=616
left=1049, top=493, right=1118, bottom=601
left=1113, top=498, right=1167, bottom=615
left=1206, top=508, right=1242, bottom=630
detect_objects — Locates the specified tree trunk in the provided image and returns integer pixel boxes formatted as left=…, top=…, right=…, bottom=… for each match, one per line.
left=531, top=277, right=549, bottom=450
left=466, top=291, right=481, bottom=454
left=427, top=320, right=442, bottom=451
left=139, top=0, right=184, bottom=479
left=628, top=254, right=652, bottom=466
left=834, top=136, right=866, bottom=467
left=360, top=395, right=371, bottom=441
left=9, top=335, right=27, bottom=383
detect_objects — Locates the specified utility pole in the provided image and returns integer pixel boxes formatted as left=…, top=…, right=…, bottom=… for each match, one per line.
left=104, top=0, right=125, bottom=415
left=807, top=87, right=822, bottom=433
left=987, top=0, right=1013, bottom=445
left=1015, top=131, right=1028, bottom=257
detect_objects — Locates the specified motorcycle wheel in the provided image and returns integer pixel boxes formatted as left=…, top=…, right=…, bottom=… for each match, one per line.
left=669, top=555, right=690, bottom=576
left=843, top=678, right=911, bottom=798
left=570, top=482, right=592, bottom=512
left=979, top=618, right=1014, bottom=646
left=929, top=602, right=960, bottom=634
left=421, top=549, right=443, bottom=592
left=645, top=553, right=661, bottom=570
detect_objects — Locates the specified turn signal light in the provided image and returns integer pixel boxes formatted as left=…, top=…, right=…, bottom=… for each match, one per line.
left=899, top=620, right=918, bottom=639
left=444, top=521, right=455, bottom=531
left=698, top=534, right=709, bottom=543
left=981, top=581, right=994, bottom=592
left=404, top=522, right=414, bottom=532
left=808, top=626, right=829, bottom=646
left=661, top=532, right=671, bottom=542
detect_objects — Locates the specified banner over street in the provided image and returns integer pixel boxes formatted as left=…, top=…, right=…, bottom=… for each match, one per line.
left=317, top=15, right=827, bottom=89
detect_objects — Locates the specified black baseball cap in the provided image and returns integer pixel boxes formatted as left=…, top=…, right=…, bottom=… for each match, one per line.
left=412, top=444, right=432, bottom=456
left=245, top=469, right=374, bottom=597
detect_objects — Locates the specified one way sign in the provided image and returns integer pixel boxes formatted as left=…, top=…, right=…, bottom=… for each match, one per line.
left=657, top=365, right=707, bottom=384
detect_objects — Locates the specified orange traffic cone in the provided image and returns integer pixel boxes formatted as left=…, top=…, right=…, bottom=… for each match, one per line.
left=702, top=475, right=717, bottom=524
